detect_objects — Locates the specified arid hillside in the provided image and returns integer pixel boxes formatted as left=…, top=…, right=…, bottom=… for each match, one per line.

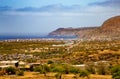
left=85, top=16, right=120, bottom=39
left=48, top=27, right=97, bottom=37
left=49, top=16, right=120, bottom=40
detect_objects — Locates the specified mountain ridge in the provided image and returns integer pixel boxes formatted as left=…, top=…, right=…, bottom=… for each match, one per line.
left=48, top=27, right=98, bottom=37
left=49, top=15, right=120, bottom=40
left=84, top=16, right=120, bottom=39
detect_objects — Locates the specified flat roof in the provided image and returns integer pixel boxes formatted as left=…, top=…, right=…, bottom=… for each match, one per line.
left=0, top=60, right=18, bottom=64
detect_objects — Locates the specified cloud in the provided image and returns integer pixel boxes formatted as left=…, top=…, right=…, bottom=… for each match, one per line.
left=0, top=4, right=82, bottom=16
left=1, top=11, right=54, bottom=16
left=0, top=2, right=120, bottom=16
left=0, top=6, right=13, bottom=11
left=0, top=4, right=81, bottom=12
left=89, top=0, right=120, bottom=7
left=0, top=1, right=120, bottom=34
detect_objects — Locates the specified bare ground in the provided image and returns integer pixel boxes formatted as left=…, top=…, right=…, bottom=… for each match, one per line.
left=0, top=72, right=112, bottom=79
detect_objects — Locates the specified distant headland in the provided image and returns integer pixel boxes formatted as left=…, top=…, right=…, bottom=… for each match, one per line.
left=49, top=15, right=120, bottom=40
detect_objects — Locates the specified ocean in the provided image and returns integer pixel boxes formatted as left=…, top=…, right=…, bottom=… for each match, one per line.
left=0, top=35, right=78, bottom=40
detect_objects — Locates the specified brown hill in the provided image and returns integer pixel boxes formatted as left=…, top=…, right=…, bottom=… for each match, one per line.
left=48, top=28, right=78, bottom=36
left=49, top=16, right=120, bottom=40
left=48, top=27, right=97, bottom=37
left=84, top=16, right=120, bottom=39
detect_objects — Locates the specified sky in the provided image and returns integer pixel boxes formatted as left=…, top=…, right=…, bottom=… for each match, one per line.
left=0, top=0, right=120, bottom=35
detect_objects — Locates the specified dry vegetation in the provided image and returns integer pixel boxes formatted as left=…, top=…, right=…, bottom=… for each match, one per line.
left=0, top=39, right=120, bottom=79
left=0, top=72, right=112, bottom=79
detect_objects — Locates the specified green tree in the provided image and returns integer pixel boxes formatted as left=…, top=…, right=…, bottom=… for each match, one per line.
left=85, top=62, right=96, bottom=74
left=79, top=70, right=90, bottom=79
left=5, top=67, right=16, bottom=75
left=34, top=64, right=50, bottom=76
left=47, top=60, right=54, bottom=64
left=55, top=73, right=62, bottom=79
left=69, top=67, right=80, bottom=74
left=34, top=65, right=43, bottom=73
left=51, top=64, right=66, bottom=79
left=96, top=62, right=110, bottom=75
left=111, top=65, right=120, bottom=79
left=68, top=66, right=81, bottom=79
left=42, top=64, right=50, bottom=76
left=17, top=70, right=24, bottom=76
left=52, top=65, right=65, bottom=73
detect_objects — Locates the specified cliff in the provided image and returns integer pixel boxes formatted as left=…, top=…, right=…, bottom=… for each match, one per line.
left=49, top=15, right=120, bottom=40
left=84, top=16, right=120, bottom=39
left=48, top=27, right=97, bottom=37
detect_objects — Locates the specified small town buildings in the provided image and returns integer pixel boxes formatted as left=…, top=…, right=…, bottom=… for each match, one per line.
left=0, top=60, right=19, bottom=68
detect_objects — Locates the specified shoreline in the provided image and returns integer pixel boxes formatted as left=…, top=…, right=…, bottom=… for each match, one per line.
left=0, top=36, right=78, bottom=42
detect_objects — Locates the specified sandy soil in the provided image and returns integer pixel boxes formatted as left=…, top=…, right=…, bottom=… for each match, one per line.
left=0, top=72, right=112, bottom=79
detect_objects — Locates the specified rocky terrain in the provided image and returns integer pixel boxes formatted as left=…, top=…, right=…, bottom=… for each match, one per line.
left=84, top=16, right=120, bottom=39
left=49, top=16, right=120, bottom=40
left=48, top=27, right=97, bottom=37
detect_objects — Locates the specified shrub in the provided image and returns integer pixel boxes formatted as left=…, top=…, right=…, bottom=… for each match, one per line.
left=52, top=65, right=65, bottom=73
left=0, top=68, right=2, bottom=71
left=96, top=62, right=110, bottom=75
left=85, top=62, right=96, bottom=74
left=55, top=73, right=62, bottom=79
left=26, top=58, right=37, bottom=63
left=79, top=70, right=90, bottom=79
left=69, top=67, right=80, bottom=74
left=51, top=64, right=81, bottom=75
left=34, top=64, right=50, bottom=76
left=17, top=70, right=24, bottom=76
left=42, top=64, right=50, bottom=72
left=0, top=70, right=6, bottom=76
left=5, top=67, right=16, bottom=75
left=34, top=65, right=43, bottom=73
left=47, top=60, right=54, bottom=64
left=111, top=65, right=120, bottom=79
left=112, top=71, right=120, bottom=79
left=30, top=65, right=34, bottom=71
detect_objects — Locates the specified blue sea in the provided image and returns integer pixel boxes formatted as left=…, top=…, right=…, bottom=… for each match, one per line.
left=0, top=35, right=78, bottom=40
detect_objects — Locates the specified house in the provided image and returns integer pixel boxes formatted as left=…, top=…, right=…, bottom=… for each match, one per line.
left=18, top=61, right=26, bottom=69
left=0, top=60, right=19, bottom=68
left=24, top=63, right=41, bottom=71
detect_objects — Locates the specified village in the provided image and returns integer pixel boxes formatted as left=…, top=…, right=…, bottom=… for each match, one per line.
left=0, top=38, right=119, bottom=79
left=0, top=39, right=75, bottom=71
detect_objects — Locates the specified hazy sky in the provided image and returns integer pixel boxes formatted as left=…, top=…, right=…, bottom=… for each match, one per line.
left=0, top=0, right=120, bottom=35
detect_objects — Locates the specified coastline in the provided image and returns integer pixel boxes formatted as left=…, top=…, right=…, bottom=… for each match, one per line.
left=0, top=35, right=78, bottom=41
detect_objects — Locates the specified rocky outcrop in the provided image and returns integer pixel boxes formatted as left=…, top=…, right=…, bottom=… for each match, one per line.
left=84, top=16, right=120, bottom=39
left=49, top=16, right=120, bottom=40
left=48, top=27, right=97, bottom=37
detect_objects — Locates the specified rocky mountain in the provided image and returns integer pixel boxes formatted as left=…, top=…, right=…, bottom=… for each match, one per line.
left=48, top=27, right=97, bottom=37
left=84, top=16, right=120, bottom=39
left=49, top=16, right=120, bottom=40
